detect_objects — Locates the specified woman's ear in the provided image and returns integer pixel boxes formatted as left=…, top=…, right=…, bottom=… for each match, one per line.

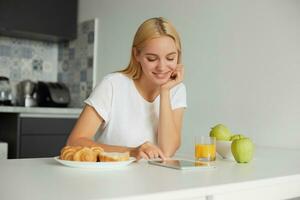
left=133, top=47, right=140, bottom=62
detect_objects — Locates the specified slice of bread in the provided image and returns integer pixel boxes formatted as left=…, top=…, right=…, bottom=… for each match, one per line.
left=99, top=152, right=130, bottom=162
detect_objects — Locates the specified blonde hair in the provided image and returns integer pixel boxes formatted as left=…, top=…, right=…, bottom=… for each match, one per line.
left=120, top=17, right=182, bottom=80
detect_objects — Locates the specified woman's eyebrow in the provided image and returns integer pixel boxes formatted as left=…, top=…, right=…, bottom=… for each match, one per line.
left=167, top=52, right=177, bottom=56
left=145, top=53, right=157, bottom=56
left=145, top=52, right=177, bottom=56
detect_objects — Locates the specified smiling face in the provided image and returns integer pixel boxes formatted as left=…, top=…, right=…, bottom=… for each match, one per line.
left=134, top=36, right=178, bottom=86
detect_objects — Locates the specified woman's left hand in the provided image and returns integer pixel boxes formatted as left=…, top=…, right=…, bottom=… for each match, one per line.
left=132, top=141, right=167, bottom=161
left=160, top=64, right=184, bottom=91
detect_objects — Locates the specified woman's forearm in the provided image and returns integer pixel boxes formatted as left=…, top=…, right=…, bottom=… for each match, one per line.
left=66, top=137, right=136, bottom=156
left=157, top=89, right=180, bottom=157
left=66, top=105, right=135, bottom=156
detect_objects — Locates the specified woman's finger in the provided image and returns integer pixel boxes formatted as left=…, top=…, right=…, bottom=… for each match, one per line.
left=136, top=151, right=148, bottom=161
left=177, top=64, right=184, bottom=69
left=176, top=68, right=184, bottom=82
left=153, top=151, right=159, bottom=159
left=145, top=150, right=155, bottom=159
left=156, top=148, right=167, bottom=161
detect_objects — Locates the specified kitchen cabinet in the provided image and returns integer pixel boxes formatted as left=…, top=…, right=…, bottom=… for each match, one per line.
left=19, top=116, right=76, bottom=158
left=0, top=112, right=78, bottom=158
left=0, top=0, right=78, bottom=42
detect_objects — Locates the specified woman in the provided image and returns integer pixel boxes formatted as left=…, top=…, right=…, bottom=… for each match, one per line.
left=67, top=17, right=187, bottom=160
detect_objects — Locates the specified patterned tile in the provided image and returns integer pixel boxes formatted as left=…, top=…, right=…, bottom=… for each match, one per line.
left=0, top=35, right=58, bottom=89
left=0, top=66, right=10, bottom=77
left=20, top=47, right=33, bottom=59
left=87, top=57, right=93, bottom=68
left=62, top=60, right=69, bottom=71
left=87, top=68, right=93, bottom=82
left=81, top=22, right=90, bottom=34
left=87, top=45, right=94, bottom=57
left=88, top=31, right=94, bottom=44
left=0, top=19, right=96, bottom=108
left=80, top=70, right=87, bottom=81
left=9, top=68, right=21, bottom=81
left=42, top=61, right=53, bottom=73
left=58, top=44, right=64, bottom=61
left=57, top=19, right=95, bottom=107
left=74, top=59, right=81, bottom=70
left=80, top=82, right=87, bottom=99
left=69, top=48, right=75, bottom=59
left=0, top=45, right=12, bottom=57
left=57, top=73, right=62, bottom=82
left=0, top=57, right=10, bottom=67
left=32, top=59, right=43, bottom=72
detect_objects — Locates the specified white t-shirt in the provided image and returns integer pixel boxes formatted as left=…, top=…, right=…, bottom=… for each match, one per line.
left=84, top=72, right=187, bottom=147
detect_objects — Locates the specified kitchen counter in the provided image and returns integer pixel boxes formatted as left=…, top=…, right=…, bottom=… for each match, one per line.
left=0, top=146, right=300, bottom=200
left=0, top=105, right=82, bottom=117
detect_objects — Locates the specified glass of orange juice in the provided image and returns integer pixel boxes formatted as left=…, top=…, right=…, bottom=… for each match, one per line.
left=195, top=136, right=216, bottom=161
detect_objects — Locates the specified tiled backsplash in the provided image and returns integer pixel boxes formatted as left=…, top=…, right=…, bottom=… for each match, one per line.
left=58, top=20, right=95, bottom=108
left=0, top=19, right=96, bottom=108
left=0, top=37, right=58, bottom=85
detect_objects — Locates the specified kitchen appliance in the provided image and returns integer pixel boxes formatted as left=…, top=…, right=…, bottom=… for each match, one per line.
left=16, top=80, right=37, bottom=107
left=36, top=81, right=70, bottom=107
left=0, top=76, right=12, bottom=105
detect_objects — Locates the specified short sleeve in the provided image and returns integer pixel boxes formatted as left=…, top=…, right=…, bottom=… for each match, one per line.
left=171, top=83, right=187, bottom=110
left=84, top=76, right=113, bottom=122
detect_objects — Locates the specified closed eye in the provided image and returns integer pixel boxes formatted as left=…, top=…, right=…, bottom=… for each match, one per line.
left=167, top=57, right=175, bottom=61
left=147, top=57, right=157, bottom=62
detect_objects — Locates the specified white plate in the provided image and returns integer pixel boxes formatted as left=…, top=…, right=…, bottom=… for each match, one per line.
left=54, top=156, right=136, bottom=169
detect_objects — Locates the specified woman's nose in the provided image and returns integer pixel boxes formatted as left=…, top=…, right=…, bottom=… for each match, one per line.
left=156, top=59, right=166, bottom=70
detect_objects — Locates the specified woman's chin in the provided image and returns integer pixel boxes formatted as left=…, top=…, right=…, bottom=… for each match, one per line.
left=145, top=74, right=170, bottom=86
left=152, top=78, right=169, bottom=86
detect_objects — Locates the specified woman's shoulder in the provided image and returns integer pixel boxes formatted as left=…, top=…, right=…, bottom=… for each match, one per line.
left=101, top=72, right=130, bottom=83
left=91, top=72, right=131, bottom=96
left=97, top=72, right=132, bottom=89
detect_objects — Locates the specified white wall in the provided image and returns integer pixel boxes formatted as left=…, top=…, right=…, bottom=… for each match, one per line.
left=79, top=0, right=300, bottom=154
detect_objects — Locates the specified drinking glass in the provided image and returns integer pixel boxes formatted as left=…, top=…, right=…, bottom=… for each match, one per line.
left=195, top=136, right=216, bottom=161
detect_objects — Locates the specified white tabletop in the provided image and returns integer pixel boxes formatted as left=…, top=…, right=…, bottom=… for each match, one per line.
left=0, top=146, right=300, bottom=200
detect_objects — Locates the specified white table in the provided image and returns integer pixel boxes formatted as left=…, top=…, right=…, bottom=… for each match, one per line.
left=0, top=146, right=300, bottom=200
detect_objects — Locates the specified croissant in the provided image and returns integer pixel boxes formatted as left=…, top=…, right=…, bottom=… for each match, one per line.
left=90, top=146, right=104, bottom=154
left=73, top=147, right=98, bottom=162
left=59, top=146, right=127, bottom=163
left=60, top=146, right=83, bottom=161
left=90, top=146, right=104, bottom=161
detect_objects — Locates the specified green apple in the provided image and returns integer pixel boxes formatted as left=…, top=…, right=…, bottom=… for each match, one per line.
left=231, top=138, right=254, bottom=163
left=209, top=124, right=232, bottom=141
left=230, top=134, right=245, bottom=141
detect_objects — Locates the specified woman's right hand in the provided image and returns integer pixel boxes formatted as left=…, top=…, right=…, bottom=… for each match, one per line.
left=132, top=141, right=167, bottom=161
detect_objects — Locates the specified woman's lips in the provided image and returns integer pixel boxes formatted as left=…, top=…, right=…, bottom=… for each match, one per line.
left=152, top=72, right=170, bottom=79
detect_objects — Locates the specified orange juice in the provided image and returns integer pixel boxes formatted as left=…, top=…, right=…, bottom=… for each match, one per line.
left=195, top=143, right=216, bottom=161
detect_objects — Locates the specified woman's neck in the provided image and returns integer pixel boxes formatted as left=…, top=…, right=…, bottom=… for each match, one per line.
left=134, top=75, right=160, bottom=102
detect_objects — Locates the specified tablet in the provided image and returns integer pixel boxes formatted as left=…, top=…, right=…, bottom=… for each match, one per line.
left=148, top=159, right=216, bottom=170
